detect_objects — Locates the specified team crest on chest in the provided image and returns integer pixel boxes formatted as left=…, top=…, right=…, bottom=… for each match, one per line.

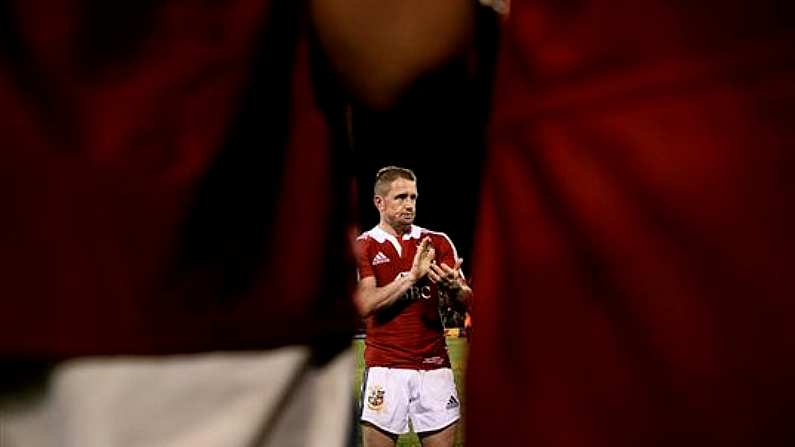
left=371, top=251, right=391, bottom=266
left=366, top=385, right=386, bottom=411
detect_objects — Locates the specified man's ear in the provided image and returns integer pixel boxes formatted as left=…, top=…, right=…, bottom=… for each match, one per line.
left=374, top=195, right=383, bottom=212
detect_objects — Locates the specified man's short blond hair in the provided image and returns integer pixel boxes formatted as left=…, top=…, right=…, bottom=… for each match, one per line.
left=374, top=166, right=417, bottom=196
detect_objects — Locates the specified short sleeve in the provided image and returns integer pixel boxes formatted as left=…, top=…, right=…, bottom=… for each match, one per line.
left=355, top=237, right=374, bottom=280
left=433, top=233, right=463, bottom=279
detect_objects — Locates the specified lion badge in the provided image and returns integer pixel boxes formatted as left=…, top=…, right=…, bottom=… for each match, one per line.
left=366, top=385, right=385, bottom=411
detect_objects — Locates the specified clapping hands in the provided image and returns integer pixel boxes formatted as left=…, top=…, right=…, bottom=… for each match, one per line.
left=429, top=257, right=464, bottom=292
left=410, top=237, right=436, bottom=281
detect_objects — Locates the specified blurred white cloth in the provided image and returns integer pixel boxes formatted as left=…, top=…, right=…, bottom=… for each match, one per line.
left=0, top=346, right=352, bottom=447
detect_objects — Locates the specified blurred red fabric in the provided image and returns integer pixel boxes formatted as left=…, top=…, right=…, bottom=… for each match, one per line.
left=0, top=0, right=356, bottom=358
left=469, top=1, right=795, bottom=445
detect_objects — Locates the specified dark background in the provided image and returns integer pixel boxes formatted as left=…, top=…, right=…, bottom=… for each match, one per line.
left=334, top=10, right=500, bottom=280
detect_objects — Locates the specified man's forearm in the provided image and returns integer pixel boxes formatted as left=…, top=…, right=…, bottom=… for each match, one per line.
left=355, top=273, right=417, bottom=317
left=457, top=284, right=472, bottom=308
left=444, top=282, right=472, bottom=311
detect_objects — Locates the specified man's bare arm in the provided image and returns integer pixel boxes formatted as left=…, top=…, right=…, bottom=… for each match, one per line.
left=354, top=274, right=417, bottom=317
left=430, top=259, right=472, bottom=309
left=355, top=237, right=435, bottom=317
left=451, top=282, right=473, bottom=309
left=310, top=0, right=476, bottom=108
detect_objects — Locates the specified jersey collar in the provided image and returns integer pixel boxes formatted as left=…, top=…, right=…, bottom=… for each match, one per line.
left=370, top=224, right=423, bottom=242
left=369, top=225, right=423, bottom=256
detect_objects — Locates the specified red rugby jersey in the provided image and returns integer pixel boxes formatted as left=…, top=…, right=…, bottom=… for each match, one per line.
left=356, top=225, right=462, bottom=369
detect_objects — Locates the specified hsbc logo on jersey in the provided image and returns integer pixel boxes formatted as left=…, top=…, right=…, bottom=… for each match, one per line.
left=401, top=285, right=432, bottom=301
left=371, top=251, right=390, bottom=266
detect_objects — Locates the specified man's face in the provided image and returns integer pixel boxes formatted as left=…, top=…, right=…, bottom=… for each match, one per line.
left=377, top=178, right=418, bottom=228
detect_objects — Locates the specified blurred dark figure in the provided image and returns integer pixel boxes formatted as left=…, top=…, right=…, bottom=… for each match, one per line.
left=0, top=0, right=362, bottom=444
left=469, top=1, right=795, bottom=446
left=0, top=0, right=357, bottom=360
left=0, top=0, right=481, bottom=445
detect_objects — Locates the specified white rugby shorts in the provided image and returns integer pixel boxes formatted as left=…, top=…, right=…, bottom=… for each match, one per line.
left=359, top=366, right=460, bottom=435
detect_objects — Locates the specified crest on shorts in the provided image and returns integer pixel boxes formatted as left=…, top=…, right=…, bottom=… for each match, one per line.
left=366, top=385, right=386, bottom=411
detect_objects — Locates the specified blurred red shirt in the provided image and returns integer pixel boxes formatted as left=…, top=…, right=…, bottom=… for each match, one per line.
left=0, top=0, right=356, bottom=358
left=469, top=1, right=795, bottom=445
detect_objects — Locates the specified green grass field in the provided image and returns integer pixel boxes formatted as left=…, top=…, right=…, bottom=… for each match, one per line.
left=352, top=337, right=468, bottom=447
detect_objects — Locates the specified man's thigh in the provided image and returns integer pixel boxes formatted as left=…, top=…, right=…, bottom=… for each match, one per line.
left=361, top=422, right=398, bottom=447
left=418, top=422, right=457, bottom=447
